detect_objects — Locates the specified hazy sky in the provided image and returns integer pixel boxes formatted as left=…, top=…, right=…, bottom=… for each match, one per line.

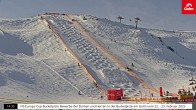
left=0, top=0, right=195, bottom=31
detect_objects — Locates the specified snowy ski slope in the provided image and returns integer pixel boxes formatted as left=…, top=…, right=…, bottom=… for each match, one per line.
left=0, top=14, right=196, bottom=104
left=0, top=17, right=102, bottom=104
left=72, top=15, right=196, bottom=93
left=43, top=15, right=143, bottom=96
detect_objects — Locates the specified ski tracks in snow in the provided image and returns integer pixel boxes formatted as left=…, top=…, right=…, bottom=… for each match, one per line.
left=23, top=55, right=87, bottom=97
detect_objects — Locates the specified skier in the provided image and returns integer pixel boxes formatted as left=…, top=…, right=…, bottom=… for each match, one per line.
left=78, top=91, right=81, bottom=95
left=78, top=63, right=81, bottom=67
left=132, top=63, right=134, bottom=67
left=101, top=96, right=103, bottom=99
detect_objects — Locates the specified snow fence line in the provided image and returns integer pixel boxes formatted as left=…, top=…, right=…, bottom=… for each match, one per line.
left=63, top=14, right=159, bottom=94
left=40, top=15, right=106, bottom=95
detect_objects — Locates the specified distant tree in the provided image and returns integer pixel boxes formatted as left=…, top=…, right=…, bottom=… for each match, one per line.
left=135, top=17, right=141, bottom=29
left=117, top=16, right=124, bottom=23
left=129, top=19, right=132, bottom=24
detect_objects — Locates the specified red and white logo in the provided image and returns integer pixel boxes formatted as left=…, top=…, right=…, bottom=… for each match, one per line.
left=182, top=0, right=196, bottom=14
left=184, top=3, right=194, bottom=10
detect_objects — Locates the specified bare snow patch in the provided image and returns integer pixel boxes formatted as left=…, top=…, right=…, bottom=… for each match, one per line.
left=7, top=71, right=34, bottom=84
left=0, top=31, right=33, bottom=56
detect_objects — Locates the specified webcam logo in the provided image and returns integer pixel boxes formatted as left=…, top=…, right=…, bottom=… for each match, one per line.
left=184, top=3, right=194, bottom=10
left=182, top=0, right=196, bottom=14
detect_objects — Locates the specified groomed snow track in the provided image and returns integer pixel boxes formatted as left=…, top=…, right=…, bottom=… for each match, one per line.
left=40, top=16, right=106, bottom=95
left=64, top=14, right=159, bottom=94
left=40, top=13, right=159, bottom=96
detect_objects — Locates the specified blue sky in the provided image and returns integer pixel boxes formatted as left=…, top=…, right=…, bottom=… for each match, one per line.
left=0, top=0, right=195, bottom=31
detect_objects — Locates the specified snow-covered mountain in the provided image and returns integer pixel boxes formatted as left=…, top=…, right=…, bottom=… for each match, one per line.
left=0, top=14, right=195, bottom=104
left=72, top=15, right=196, bottom=90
